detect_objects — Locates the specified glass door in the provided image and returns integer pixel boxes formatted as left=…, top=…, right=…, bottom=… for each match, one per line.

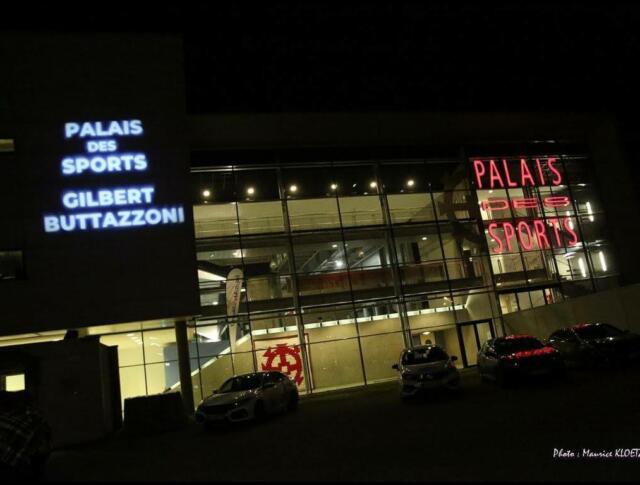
left=456, top=319, right=495, bottom=366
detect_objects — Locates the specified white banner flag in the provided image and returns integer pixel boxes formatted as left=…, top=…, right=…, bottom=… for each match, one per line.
left=225, top=268, right=244, bottom=317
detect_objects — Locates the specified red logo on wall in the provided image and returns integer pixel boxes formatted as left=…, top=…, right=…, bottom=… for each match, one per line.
left=261, top=344, right=304, bottom=386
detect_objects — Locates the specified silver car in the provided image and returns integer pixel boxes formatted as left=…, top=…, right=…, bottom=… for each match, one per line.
left=195, top=371, right=299, bottom=426
left=392, top=345, right=460, bottom=398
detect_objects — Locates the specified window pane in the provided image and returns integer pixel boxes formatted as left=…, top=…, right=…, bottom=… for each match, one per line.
left=235, top=169, right=279, bottom=201
left=197, top=354, right=235, bottom=397
left=0, top=139, right=15, bottom=152
left=145, top=362, right=179, bottom=395
left=425, top=161, right=470, bottom=191
left=394, top=226, right=443, bottom=263
left=434, top=191, right=474, bottom=221
left=406, top=293, right=457, bottom=332
left=119, top=366, right=146, bottom=405
left=300, top=303, right=359, bottom=342
left=191, top=170, right=236, bottom=204
left=360, top=332, right=405, bottom=383
left=307, top=338, right=365, bottom=391
left=142, top=329, right=176, bottom=364
left=338, top=196, right=384, bottom=227
left=193, top=203, right=238, bottom=238
left=287, top=198, right=341, bottom=231
left=589, top=245, right=616, bottom=277
left=101, top=333, right=144, bottom=367
left=387, top=193, right=436, bottom=224
left=237, top=201, right=284, bottom=235
left=0, top=251, right=23, bottom=280
left=380, top=162, right=427, bottom=194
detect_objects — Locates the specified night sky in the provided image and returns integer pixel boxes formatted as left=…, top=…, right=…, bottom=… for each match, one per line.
left=5, top=1, right=640, bottom=175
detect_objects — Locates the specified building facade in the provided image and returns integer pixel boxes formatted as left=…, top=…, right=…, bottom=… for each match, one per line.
left=1, top=34, right=638, bottom=411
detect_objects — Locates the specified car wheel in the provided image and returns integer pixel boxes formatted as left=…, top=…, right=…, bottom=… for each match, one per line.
left=287, top=392, right=299, bottom=412
left=254, top=400, right=266, bottom=422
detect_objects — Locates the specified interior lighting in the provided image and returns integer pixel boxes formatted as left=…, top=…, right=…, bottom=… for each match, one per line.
left=599, top=251, right=607, bottom=272
left=369, top=181, right=377, bottom=189
left=335, top=260, right=344, bottom=268
left=586, top=201, right=594, bottom=222
left=202, top=189, right=211, bottom=198
left=407, top=179, right=415, bottom=187
left=246, top=187, right=255, bottom=196
left=578, top=257, right=587, bottom=278
left=289, top=185, right=298, bottom=193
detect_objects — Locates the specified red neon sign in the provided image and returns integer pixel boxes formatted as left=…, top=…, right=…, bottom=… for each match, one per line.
left=472, top=157, right=562, bottom=189
left=487, top=218, right=578, bottom=254
left=472, top=156, right=580, bottom=254
left=480, top=196, right=570, bottom=211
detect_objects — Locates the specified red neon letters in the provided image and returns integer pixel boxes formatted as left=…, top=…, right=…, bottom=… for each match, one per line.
left=472, top=157, right=562, bottom=189
left=487, top=218, right=578, bottom=254
left=473, top=156, right=580, bottom=253
left=480, top=196, right=570, bottom=211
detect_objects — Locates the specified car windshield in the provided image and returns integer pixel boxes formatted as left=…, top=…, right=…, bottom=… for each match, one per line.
left=574, top=324, right=623, bottom=340
left=495, top=337, right=544, bottom=354
left=402, top=347, right=448, bottom=365
left=219, top=374, right=263, bottom=393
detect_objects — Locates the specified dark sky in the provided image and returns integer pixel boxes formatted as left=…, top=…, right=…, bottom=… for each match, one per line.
left=6, top=1, right=640, bottom=115
left=5, top=0, right=640, bottom=156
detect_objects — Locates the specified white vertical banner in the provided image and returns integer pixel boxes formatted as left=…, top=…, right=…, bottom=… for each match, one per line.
left=226, top=267, right=244, bottom=355
left=225, top=268, right=244, bottom=317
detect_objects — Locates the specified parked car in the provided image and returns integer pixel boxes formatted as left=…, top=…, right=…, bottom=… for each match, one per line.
left=0, top=391, right=51, bottom=481
left=392, top=345, right=460, bottom=398
left=477, top=335, right=565, bottom=387
left=195, top=371, right=298, bottom=426
left=547, top=322, right=640, bottom=368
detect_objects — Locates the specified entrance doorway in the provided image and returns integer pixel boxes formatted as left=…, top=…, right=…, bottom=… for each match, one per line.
left=456, top=319, right=495, bottom=367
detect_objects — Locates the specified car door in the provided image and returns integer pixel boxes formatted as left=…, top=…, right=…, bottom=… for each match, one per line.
left=262, top=373, right=283, bottom=413
left=273, top=373, right=290, bottom=410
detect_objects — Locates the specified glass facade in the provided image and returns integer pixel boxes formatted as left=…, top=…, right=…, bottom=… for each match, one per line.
left=186, top=156, right=618, bottom=399
left=0, top=154, right=618, bottom=405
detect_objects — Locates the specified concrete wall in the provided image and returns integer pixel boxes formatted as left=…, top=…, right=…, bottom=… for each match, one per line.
left=503, top=284, right=640, bottom=340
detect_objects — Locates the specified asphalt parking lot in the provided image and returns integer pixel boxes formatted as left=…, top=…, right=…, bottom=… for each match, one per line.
left=45, top=366, right=640, bottom=482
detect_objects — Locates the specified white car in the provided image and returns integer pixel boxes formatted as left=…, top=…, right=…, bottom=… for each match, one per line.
left=392, top=345, right=461, bottom=398
left=195, top=371, right=298, bottom=426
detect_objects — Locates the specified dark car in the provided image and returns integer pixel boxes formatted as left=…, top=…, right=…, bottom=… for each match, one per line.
left=477, top=335, right=566, bottom=387
left=547, top=322, right=640, bottom=368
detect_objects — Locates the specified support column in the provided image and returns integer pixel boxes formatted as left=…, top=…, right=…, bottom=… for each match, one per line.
left=374, top=163, right=412, bottom=348
left=174, top=319, right=194, bottom=414
left=276, top=168, right=314, bottom=394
